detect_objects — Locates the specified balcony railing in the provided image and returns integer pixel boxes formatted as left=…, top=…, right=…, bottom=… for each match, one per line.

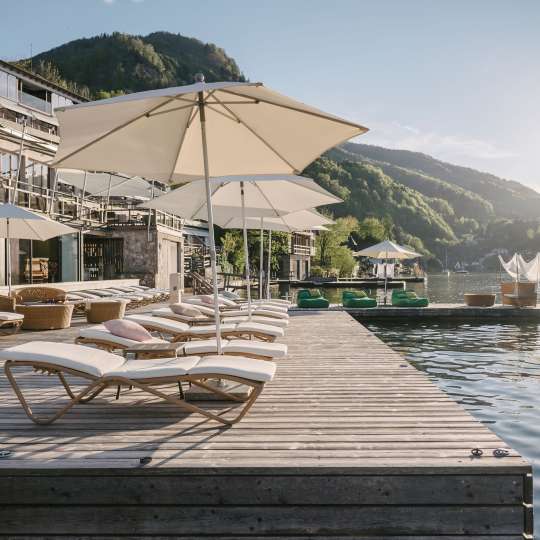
left=18, top=91, right=52, bottom=114
left=291, top=243, right=315, bottom=256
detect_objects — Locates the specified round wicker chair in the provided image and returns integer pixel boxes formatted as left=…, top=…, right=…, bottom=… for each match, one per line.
left=85, top=300, right=128, bottom=324
left=16, top=304, right=74, bottom=331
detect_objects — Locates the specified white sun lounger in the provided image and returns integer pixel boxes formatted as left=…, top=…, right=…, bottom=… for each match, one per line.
left=76, top=325, right=287, bottom=359
left=1, top=341, right=275, bottom=426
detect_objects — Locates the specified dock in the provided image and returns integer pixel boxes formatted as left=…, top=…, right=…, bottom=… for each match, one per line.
left=0, top=310, right=532, bottom=538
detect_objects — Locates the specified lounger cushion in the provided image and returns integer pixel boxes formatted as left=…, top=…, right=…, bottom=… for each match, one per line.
left=126, top=314, right=190, bottom=332
left=0, top=341, right=125, bottom=377
left=217, top=296, right=238, bottom=307
left=170, top=302, right=202, bottom=318
left=104, top=319, right=154, bottom=342
left=0, top=312, right=24, bottom=321
left=236, top=321, right=284, bottom=337
left=225, top=316, right=288, bottom=328
left=153, top=307, right=209, bottom=323
left=187, top=323, right=238, bottom=335
left=107, top=356, right=201, bottom=378
left=190, top=355, right=276, bottom=382
left=79, top=325, right=166, bottom=347
left=182, top=339, right=287, bottom=358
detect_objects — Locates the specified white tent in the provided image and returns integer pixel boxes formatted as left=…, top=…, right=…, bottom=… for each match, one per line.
left=52, top=77, right=368, bottom=352
left=499, top=253, right=540, bottom=283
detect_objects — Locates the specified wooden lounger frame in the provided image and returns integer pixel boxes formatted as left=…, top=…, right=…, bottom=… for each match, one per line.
left=0, top=318, right=23, bottom=336
left=4, top=360, right=264, bottom=426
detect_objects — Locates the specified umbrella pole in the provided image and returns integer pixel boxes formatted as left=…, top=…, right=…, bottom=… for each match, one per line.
left=48, top=170, right=59, bottom=216
left=198, top=90, right=222, bottom=354
left=267, top=230, right=272, bottom=300
left=240, top=182, right=252, bottom=320
left=11, top=119, right=27, bottom=204
left=259, top=217, right=264, bottom=300
left=6, top=218, right=11, bottom=296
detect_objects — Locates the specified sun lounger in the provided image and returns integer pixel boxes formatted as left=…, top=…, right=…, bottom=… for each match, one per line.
left=297, top=289, right=330, bottom=308
left=131, top=313, right=284, bottom=342
left=0, top=312, right=24, bottom=334
left=153, top=307, right=288, bottom=328
left=1, top=341, right=275, bottom=425
left=76, top=325, right=287, bottom=359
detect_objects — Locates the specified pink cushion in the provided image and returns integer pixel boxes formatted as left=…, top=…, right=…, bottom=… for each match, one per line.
left=200, top=295, right=216, bottom=305
left=170, top=303, right=203, bottom=317
left=103, top=319, right=153, bottom=342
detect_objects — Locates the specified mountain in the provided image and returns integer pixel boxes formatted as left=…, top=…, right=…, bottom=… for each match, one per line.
left=338, top=142, right=540, bottom=220
left=16, top=31, right=245, bottom=98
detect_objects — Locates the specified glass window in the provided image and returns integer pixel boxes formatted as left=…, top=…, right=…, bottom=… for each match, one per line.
left=0, top=71, right=7, bottom=98
left=7, top=74, right=17, bottom=101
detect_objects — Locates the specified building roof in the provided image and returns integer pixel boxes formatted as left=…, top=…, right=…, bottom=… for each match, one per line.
left=0, top=59, right=89, bottom=103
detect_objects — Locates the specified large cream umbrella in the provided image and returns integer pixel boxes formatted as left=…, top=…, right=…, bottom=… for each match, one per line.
left=142, top=176, right=341, bottom=318
left=221, top=209, right=335, bottom=300
left=52, top=76, right=368, bottom=351
left=0, top=204, right=77, bottom=295
left=354, top=240, right=421, bottom=301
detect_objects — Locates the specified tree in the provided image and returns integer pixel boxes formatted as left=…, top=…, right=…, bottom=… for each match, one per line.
left=314, top=216, right=358, bottom=277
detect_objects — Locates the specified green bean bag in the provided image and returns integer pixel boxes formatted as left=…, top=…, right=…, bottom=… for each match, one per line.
left=391, top=289, right=429, bottom=307
left=297, top=289, right=329, bottom=308
left=342, top=290, right=377, bottom=308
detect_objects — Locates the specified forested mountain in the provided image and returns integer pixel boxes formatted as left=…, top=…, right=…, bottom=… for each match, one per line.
left=13, top=31, right=540, bottom=269
left=15, top=32, right=244, bottom=98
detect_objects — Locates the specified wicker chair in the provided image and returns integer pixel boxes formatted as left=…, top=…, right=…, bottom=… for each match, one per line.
left=85, top=300, right=128, bottom=324
left=14, top=287, right=73, bottom=330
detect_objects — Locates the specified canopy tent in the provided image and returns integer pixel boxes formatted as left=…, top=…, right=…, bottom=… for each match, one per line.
left=0, top=203, right=77, bottom=294
left=499, top=253, right=540, bottom=283
left=354, top=240, right=422, bottom=302
left=220, top=209, right=335, bottom=300
left=142, top=176, right=341, bottom=314
left=52, top=77, right=368, bottom=352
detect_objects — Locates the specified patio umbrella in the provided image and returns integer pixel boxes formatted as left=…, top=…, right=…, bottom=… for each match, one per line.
left=52, top=76, right=368, bottom=351
left=0, top=204, right=77, bottom=295
left=220, top=209, right=335, bottom=300
left=142, top=176, right=341, bottom=317
left=354, top=240, right=421, bottom=302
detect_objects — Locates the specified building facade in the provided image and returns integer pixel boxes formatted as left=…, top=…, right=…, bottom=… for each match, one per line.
left=0, top=59, right=205, bottom=289
left=281, top=231, right=315, bottom=281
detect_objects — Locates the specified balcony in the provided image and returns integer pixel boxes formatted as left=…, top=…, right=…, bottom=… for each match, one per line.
left=291, top=243, right=315, bottom=256
left=18, top=91, right=52, bottom=114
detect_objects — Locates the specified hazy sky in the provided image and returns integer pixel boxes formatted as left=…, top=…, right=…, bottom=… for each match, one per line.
left=3, top=0, right=540, bottom=190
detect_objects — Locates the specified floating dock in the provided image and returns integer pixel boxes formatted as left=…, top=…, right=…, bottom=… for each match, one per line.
left=0, top=311, right=532, bottom=538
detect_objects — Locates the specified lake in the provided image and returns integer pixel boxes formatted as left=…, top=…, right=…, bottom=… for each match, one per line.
left=367, top=319, right=540, bottom=535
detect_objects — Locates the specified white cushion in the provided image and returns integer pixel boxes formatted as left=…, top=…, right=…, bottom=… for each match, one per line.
left=170, top=302, right=203, bottom=318
left=217, top=296, right=237, bottom=307
left=79, top=326, right=166, bottom=348
left=187, top=323, right=238, bottom=335
left=181, top=339, right=285, bottom=358
left=106, top=356, right=200, bottom=379
left=236, top=322, right=284, bottom=337
left=153, top=307, right=207, bottom=323
left=220, top=309, right=247, bottom=317
left=0, top=312, right=24, bottom=321
left=241, top=303, right=288, bottom=313
left=0, top=341, right=125, bottom=377
left=253, top=309, right=289, bottom=319
left=189, top=355, right=276, bottom=382
left=126, top=314, right=190, bottom=333
left=225, top=316, right=288, bottom=328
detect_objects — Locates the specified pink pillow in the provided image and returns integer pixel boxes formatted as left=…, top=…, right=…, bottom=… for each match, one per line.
left=170, top=303, right=203, bottom=317
left=104, top=319, right=153, bottom=342
left=200, top=295, right=215, bottom=305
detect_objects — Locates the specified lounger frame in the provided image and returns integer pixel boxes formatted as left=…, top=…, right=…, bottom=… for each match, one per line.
left=0, top=318, right=23, bottom=335
left=4, top=359, right=264, bottom=426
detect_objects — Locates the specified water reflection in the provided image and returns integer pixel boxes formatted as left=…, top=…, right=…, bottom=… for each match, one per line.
left=368, top=320, right=540, bottom=534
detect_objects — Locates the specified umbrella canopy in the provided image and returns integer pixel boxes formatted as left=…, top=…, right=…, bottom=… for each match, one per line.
left=141, top=176, right=341, bottom=221
left=219, top=209, right=335, bottom=233
left=0, top=204, right=78, bottom=294
left=354, top=240, right=421, bottom=260
left=0, top=203, right=77, bottom=240
left=52, top=77, right=367, bottom=353
left=52, top=81, right=368, bottom=181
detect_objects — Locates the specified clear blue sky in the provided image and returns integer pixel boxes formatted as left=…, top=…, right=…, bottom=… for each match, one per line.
left=3, top=0, right=540, bottom=190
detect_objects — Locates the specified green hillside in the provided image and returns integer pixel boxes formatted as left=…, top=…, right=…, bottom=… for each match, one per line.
left=16, top=31, right=244, bottom=98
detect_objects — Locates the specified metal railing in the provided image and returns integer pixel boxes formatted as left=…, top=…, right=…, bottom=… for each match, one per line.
left=18, top=91, right=52, bottom=114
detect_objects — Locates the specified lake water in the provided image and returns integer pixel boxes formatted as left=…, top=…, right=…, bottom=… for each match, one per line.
left=275, top=271, right=511, bottom=304
left=367, top=319, right=540, bottom=535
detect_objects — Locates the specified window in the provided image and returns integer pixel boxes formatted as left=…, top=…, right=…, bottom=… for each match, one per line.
left=0, top=70, right=17, bottom=100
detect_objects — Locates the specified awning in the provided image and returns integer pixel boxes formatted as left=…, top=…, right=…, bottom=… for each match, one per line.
left=183, top=226, right=209, bottom=238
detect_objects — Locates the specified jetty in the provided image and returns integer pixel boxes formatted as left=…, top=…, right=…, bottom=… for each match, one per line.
left=0, top=310, right=532, bottom=538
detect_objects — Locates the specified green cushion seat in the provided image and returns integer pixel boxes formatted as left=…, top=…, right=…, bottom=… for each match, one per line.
left=342, top=290, right=377, bottom=308
left=297, top=289, right=330, bottom=309
left=391, top=289, right=429, bottom=307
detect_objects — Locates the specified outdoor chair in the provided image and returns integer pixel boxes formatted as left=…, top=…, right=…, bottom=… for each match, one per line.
left=296, top=289, right=329, bottom=308
left=76, top=324, right=287, bottom=359
left=391, top=289, right=429, bottom=307
left=85, top=299, right=128, bottom=323
left=134, top=313, right=285, bottom=342
left=342, top=290, right=377, bottom=308
left=1, top=341, right=275, bottom=426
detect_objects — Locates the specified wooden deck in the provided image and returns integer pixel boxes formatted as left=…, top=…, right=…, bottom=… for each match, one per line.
left=0, top=310, right=533, bottom=538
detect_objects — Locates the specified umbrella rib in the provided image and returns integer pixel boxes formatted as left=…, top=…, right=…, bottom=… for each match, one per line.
left=220, top=88, right=369, bottom=131
left=52, top=95, right=182, bottom=167
left=212, top=95, right=299, bottom=173
left=205, top=104, right=240, bottom=123
left=252, top=182, right=293, bottom=233
left=145, top=102, right=198, bottom=118
left=168, top=102, right=197, bottom=182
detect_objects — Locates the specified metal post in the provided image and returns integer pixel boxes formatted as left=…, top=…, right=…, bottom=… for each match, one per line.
left=198, top=86, right=222, bottom=354
left=147, top=180, right=155, bottom=241
left=259, top=217, right=264, bottom=300
left=78, top=171, right=88, bottom=220
left=10, top=119, right=27, bottom=204
left=78, top=229, right=85, bottom=281
left=105, top=173, right=112, bottom=221
left=267, top=230, right=272, bottom=300
left=240, top=181, right=252, bottom=319
left=48, top=169, right=59, bottom=216
left=6, top=219, right=11, bottom=296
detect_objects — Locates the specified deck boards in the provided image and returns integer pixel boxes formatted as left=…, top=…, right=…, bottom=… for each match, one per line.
left=0, top=310, right=532, bottom=538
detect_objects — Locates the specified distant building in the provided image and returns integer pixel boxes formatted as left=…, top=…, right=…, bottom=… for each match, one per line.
left=281, top=231, right=315, bottom=281
left=0, top=59, right=207, bottom=289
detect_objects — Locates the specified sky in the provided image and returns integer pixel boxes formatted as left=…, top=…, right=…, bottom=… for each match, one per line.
left=3, top=0, right=540, bottom=190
